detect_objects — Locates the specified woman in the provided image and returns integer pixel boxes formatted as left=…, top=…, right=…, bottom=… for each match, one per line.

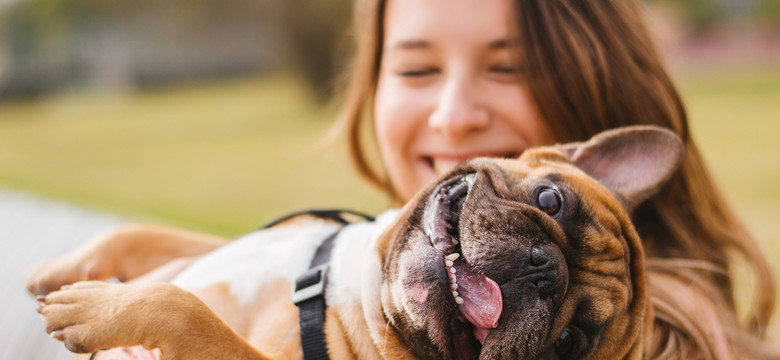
left=337, top=0, right=778, bottom=358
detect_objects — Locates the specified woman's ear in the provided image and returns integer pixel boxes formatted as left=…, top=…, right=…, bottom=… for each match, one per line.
left=561, top=126, right=685, bottom=211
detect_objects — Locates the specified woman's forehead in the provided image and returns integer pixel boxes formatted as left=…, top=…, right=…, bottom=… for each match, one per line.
left=382, top=0, right=514, bottom=51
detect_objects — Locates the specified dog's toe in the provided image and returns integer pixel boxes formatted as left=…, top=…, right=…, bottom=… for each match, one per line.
left=42, top=303, right=82, bottom=334
left=61, top=325, right=101, bottom=354
left=69, top=280, right=111, bottom=290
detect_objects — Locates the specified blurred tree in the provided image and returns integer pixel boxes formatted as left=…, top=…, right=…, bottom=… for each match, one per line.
left=646, top=0, right=727, bottom=32
left=0, top=0, right=357, bottom=103
left=753, top=0, right=780, bottom=24
left=0, top=0, right=286, bottom=98
left=281, top=0, right=352, bottom=102
left=1, top=0, right=75, bottom=97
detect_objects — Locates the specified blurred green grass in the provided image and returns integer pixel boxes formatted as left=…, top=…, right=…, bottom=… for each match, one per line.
left=681, top=67, right=780, bottom=256
left=0, top=74, right=389, bottom=235
left=1, top=68, right=779, bottom=331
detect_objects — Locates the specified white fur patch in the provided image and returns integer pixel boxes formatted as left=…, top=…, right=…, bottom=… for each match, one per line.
left=171, top=210, right=400, bottom=308
left=172, top=220, right=340, bottom=306
left=327, top=210, right=399, bottom=307
left=327, top=210, right=401, bottom=352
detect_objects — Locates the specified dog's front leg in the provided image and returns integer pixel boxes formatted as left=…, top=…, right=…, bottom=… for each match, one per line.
left=26, top=224, right=228, bottom=296
left=37, top=281, right=269, bottom=360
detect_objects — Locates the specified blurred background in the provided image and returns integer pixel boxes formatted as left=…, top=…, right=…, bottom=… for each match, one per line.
left=0, top=0, right=778, bottom=358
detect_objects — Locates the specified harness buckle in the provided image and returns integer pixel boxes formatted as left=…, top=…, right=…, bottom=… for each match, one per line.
left=293, top=264, right=329, bottom=305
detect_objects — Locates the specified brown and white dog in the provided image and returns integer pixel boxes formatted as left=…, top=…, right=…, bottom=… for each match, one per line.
left=28, top=125, right=685, bottom=359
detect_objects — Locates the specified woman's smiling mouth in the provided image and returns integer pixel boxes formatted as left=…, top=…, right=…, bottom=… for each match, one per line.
left=422, top=151, right=522, bottom=177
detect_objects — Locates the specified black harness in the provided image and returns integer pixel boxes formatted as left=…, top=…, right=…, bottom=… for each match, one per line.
left=260, top=209, right=374, bottom=360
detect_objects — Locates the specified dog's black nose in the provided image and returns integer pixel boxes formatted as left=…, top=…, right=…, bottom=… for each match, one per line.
left=530, top=245, right=550, bottom=267
left=528, top=245, right=566, bottom=298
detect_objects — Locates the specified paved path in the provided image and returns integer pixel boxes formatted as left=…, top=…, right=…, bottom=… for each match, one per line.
left=0, top=189, right=125, bottom=360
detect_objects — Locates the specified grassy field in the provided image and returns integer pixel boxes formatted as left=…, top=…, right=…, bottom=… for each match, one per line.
left=0, top=74, right=388, bottom=235
left=1, top=67, right=779, bottom=330
left=680, top=67, right=780, bottom=256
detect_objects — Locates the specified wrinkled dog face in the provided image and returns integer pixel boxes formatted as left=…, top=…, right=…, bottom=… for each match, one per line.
left=377, top=126, right=683, bottom=359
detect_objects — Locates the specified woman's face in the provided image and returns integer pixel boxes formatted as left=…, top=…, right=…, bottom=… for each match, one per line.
left=374, top=0, right=555, bottom=201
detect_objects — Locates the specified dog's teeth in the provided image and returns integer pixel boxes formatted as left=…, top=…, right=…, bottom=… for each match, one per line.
left=450, top=283, right=458, bottom=291
left=452, top=239, right=459, bottom=246
left=449, top=267, right=457, bottom=274
left=455, top=296, right=464, bottom=305
left=433, top=235, right=449, bottom=244
left=452, top=291, right=459, bottom=297
left=445, top=260, right=454, bottom=267
left=445, top=253, right=460, bottom=261
left=450, top=274, right=457, bottom=283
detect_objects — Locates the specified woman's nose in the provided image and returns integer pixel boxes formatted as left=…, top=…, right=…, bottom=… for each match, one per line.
left=428, top=76, right=490, bottom=141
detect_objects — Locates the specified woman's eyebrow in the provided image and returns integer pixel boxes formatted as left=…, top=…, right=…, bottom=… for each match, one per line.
left=487, top=39, right=515, bottom=50
left=387, top=39, right=431, bottom=52
left=385, top=38, right=516, bottom=52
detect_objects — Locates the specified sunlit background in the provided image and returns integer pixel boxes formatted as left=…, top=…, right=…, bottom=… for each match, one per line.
left=0, top=0, right=778, bottom=358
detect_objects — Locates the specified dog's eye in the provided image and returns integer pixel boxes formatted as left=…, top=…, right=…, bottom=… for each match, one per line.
left=554, top=328, right=575, bottom=358
left=537, top=188, right=562, bottom=216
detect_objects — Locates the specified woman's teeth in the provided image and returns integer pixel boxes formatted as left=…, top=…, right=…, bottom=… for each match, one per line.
left=433, top=158, right=464, bottom=175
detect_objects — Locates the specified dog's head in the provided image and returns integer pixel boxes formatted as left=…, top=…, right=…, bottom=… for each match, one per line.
left=376, top=126, right=684, bottom=359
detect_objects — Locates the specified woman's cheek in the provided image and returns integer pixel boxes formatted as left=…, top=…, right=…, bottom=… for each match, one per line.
left=374, top=82, right=431, bottom=199
left=376, top=84, right=424, bottom=156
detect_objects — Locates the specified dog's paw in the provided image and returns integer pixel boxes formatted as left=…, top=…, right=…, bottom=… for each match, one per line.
left=24, top=227, right=132, bottom=296
left=25, top=255, right=106, bottom=296
left=36, top=281, right=180, bottom=353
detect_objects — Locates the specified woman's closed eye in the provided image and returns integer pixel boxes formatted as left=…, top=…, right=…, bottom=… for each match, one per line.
left=490, top=65, right=518, bottom=74
left=397, top=67, right=440, bottom=77
left=488, top=64, right=524, bottom=81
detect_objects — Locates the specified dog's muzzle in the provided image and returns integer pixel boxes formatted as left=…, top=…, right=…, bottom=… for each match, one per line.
left=423, top=173, right=503, bottom=344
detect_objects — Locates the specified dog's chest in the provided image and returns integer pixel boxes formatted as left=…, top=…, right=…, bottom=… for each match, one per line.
left=171, top=210, right=399, bottom=306
left=172, top=221, right=341, bottom=305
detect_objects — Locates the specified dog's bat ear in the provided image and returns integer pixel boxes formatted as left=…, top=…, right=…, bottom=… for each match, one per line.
left=562, top=125, right=685, bottom=211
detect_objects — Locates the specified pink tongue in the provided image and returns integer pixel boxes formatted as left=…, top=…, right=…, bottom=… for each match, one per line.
left=453, top=259, right=503, bottom=331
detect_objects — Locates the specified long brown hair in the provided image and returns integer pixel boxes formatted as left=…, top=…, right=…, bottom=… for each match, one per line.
left=336, top=0, right=778, bottom=357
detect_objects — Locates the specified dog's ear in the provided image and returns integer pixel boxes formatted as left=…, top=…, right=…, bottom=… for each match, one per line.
left=561, top=125, right=685, bottom=210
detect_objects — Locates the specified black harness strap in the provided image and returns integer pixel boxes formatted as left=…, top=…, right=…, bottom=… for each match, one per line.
left=292, top=230, right=338, bottom=360
left=258, top=209, right=374, bottom=230
left=262, top=209, right=374, bottom=360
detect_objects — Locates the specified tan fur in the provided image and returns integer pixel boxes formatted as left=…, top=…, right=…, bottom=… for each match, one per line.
left=26, top=224, right=229, bottom=296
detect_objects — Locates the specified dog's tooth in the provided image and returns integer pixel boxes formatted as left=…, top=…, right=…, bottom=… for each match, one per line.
left=450, top=283, right=458, bottom=291
left=450, top=274, right=457, bottom=283
left=452, top=291, right=459, bottom=297
left=449, top=267, right=456, bottom=274
left=452, top=239, right=459, bottom=246
left=445, top=253, right=460, bottom=261
left=445, top=260, right=454, bottom=267
left=455, top=296, right=464, bottom=305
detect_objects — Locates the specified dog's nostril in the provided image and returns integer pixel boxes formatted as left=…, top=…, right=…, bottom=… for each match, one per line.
left=536, top=278, right=554, bottom=291
left=530, top=246, right=550, bottom=267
